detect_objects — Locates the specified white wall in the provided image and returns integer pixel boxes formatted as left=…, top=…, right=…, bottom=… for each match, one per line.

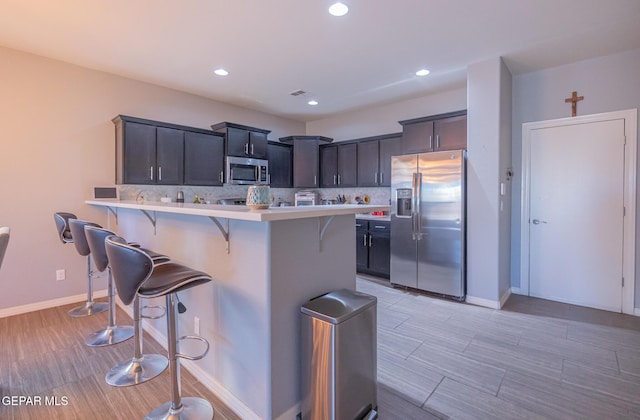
left=0, top=46, right=304, bottom=311
left=466, top=57, right=513, bottom=306
left=306, top=87, right=467, bottom=142
left=511, top=48, right=640, bottom=307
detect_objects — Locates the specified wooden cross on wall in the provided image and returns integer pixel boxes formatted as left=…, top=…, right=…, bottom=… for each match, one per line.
left=565, top=91, right=584, bottom=117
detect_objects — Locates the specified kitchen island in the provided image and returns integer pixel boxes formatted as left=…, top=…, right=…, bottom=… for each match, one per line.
left=86, top=200, right=389, bottom=420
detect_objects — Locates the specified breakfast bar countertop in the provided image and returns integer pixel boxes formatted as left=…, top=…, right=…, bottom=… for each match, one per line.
left=86, top=200, right=390, bottom=222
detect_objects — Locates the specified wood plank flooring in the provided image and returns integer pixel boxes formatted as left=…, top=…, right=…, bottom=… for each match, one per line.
left=0, top=302, right=240, bottom=420
left=358, top=276, right=640, bottom=419
left=2, top=281, right=640, bottom=419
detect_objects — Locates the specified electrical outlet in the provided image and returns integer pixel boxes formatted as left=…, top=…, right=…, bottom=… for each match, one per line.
left=56, top=269, right=66, bottom=281
left=194, top=316, right=200, bottom=335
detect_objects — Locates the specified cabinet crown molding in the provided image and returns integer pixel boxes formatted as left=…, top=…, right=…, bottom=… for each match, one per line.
left=398, top=109, right=467, bottom=126
left=279, top=135, right=333, bottom=144
left=211, top=121, right=271, bottom=134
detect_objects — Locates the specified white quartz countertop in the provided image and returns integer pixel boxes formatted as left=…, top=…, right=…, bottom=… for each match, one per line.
left=86, top=200, right=391, bottom=222
left=356, top=214, right=391, bottom=222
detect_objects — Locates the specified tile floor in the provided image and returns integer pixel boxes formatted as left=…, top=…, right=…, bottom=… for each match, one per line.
left=356, top=276, right=640, bottom=419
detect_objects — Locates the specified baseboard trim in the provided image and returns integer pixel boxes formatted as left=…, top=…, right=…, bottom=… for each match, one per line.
left=181, top=358, right=262, bottom=420
left=276, top=403, right=301, bottom=420
left=465, top=294, right=501, bottom=309
left=510, top=287, right=526, bottom=295
left=499, top=288, right=512, bottom=308
left=0, top=289, right=108, bottom=319
left=635, top=308, right=640, bottom=317
left=116, top=301, right=261, bottom=420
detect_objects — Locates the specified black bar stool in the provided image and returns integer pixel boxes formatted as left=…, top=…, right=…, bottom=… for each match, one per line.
left=0, top=226, right=10, bottom=270
left=54, top=212, right=76, bottom=245
left=85, top=228, right=173, bottom=386
left=84, top=225, right=136, bottom=347
left=105, top=235, right=213, bottom=420
left=67, top=219, right=109, bottom=317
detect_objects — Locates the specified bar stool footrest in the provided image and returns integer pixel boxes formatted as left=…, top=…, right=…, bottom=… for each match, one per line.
left=141, top=305, right=166, bottom=320
left=176, top=335, right=210, bottom=361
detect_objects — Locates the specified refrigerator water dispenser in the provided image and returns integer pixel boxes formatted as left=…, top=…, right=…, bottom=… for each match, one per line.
left=396, top=188, right=413, bottom=217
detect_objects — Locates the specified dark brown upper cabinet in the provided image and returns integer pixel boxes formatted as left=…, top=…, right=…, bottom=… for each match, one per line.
left=434, top=114, right=467, bottom=151
left=378, top=136, right=402, bottom=186
left=320, top=143, right=357, bottom=188
left=279, top=135, right=333, bottom=188
left=267, top=141, right=293, bottom=188
left=355, top=134, right=402, bottom=187
left=211, top=122, right=270, bottom=159
left=114, top=116, right=184, bottom=185
left=114, top=115, right=223, bottom=186
left=184, top=131, right=225, bottom=186
left=399, top=110, right=467, bottom=154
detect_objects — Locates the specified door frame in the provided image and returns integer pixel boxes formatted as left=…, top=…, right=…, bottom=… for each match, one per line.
left=520, top=109, right=637, bottom=314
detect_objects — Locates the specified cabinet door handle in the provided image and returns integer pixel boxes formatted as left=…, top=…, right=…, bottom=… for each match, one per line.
left=375, top=172, right=378, bottom=184
left=374, top=225, right=386, bottom=229
left=363, top=233, right=367, bottom=246
left=380, top=172, right=384, bottom=184
left=429, top=135, right=433, bottom=150
left=219, top=171, right=224, bottom=183
left=158, top=166, right=162, bottom=181
left=150, top=166, right=154, bottom=181
left=244, top=143, right=249, bottom=155
left=334, top=174, right=337, bottom=185
left=368, top=234, right=372, bottom=247
left=436, top=134, right=440, bottom=149
left=337, top=174, right=341, bottom=185
left=314, top=175, right=317, bottom=186
left=251, top=143, right=254, bottom=155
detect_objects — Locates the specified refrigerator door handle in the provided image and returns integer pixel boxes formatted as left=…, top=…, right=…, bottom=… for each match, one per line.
left=415, top=172, right=423, bottom=240
left=411, top=172, right=419, bottom=240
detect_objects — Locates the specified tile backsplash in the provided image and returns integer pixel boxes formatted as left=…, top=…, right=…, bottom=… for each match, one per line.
left=118, top=185, right=391, bottom=206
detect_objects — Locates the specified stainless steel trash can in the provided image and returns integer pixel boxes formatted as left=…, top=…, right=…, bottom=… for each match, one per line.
left=301, top=289, right=377, bottom=420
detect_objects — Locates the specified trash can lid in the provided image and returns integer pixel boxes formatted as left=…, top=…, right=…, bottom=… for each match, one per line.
left=301, top=289, right=377, bottom=324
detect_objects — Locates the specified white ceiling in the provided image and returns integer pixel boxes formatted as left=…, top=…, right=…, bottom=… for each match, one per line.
left=2, top=0, right=640, bottom=122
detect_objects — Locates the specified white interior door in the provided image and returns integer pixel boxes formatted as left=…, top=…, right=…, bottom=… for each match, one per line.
left=528, top=119, right=625, bottom=312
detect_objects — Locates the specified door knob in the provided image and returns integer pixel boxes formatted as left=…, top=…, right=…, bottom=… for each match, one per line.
left=532, top=219, right=547, bottom=225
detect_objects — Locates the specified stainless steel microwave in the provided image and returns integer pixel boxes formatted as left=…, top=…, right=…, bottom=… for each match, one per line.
left=226, top=156, right=269, bottom=185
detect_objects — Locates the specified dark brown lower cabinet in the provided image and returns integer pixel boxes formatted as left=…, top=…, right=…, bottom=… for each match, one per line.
left=356, top=219, right=390, bottom=278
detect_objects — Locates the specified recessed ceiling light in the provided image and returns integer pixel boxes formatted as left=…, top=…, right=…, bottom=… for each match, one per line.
left=308, top=100, right=319, bottom=106
left=416, top=69, right=430, bottom=76
left=214, top=68, right=229, bottom=76
left=328, top=2, right=349, bottom=16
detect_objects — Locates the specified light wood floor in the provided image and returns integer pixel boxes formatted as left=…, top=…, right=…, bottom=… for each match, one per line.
left=358, top=276, right=640, bottom=419
left=0, top=302, right=240, bottom=420
left=3, top=283, right=640, bottom=419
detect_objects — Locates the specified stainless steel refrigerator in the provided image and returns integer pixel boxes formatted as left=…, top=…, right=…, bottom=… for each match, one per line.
left=390, top=150, right=466, bottom=300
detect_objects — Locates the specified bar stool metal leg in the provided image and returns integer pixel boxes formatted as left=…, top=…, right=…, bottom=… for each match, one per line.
left=106, top=296, right=168, bottom=386
left=84, top=267, right=134, bottom=346
left=68, top=255, right=109, bottom=317
left=145, top=293, right=213, bottom=420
